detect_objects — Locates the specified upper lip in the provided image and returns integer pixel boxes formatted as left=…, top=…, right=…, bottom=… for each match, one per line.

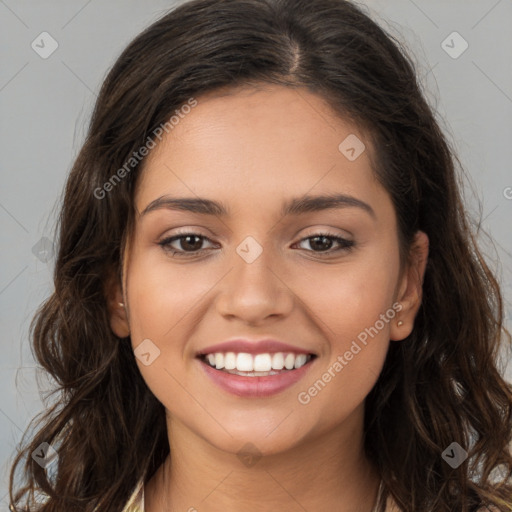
left=196, top=338, right=317, bottom=356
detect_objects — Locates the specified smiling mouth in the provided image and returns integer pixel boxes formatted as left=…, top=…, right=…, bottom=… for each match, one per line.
left=198, top=352, right=317, bottom=377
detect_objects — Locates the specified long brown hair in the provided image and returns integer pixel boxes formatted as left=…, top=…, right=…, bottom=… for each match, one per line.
left=9, top=0, right=512, bottom=510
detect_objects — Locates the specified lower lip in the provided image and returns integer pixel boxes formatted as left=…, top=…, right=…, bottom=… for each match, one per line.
left=198, top=358, right=315, bottom=398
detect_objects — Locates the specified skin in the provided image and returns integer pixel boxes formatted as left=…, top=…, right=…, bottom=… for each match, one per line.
left=108, top=84, right=429, bottom=512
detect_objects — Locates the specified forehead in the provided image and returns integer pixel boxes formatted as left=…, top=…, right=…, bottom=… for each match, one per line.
left=134, top=85, right=384, bottom=215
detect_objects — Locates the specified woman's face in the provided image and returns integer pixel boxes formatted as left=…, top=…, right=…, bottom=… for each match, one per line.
left=111, top=84, right=427, bottom=457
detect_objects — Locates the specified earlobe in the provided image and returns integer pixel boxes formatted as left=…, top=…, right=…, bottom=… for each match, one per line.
left=390, top=231, right=429, bottom=341
left=105, top=273, right=130, bottom=339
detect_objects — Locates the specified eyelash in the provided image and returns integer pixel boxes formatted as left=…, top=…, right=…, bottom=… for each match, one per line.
left=157, top=231, right=355, bottom=258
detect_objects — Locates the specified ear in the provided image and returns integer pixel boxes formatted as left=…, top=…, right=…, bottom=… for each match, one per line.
left=105, top=269, right=130, bottom=339
left=390, top=230, right=429, bottom=341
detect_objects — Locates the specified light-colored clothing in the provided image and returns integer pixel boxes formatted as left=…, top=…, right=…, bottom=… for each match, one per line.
left=119, top=478, right=497, bottom=511
left=121, top=479, right=144, bottom=511
left=119, top=479, right=395, bottom=511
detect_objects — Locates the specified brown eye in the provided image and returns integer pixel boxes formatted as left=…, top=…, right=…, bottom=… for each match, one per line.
left=158, top=233, right=215, bottom=257
left=294, top=232, right=355, bottom=255
left=157, top=231, right=355, bottom=259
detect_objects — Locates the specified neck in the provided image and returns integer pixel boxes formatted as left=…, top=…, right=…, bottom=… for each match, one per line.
left=145, top=404, right=381, bottom=512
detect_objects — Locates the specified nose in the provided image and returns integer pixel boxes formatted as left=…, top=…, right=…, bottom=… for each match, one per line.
left=214, top=241, right=294, bottom=325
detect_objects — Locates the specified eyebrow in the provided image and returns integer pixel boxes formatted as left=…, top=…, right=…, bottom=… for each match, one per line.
left=140, top=193, right=376, bottom=220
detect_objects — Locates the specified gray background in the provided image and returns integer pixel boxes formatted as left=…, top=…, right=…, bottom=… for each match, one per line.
left=1, top=0, right=511, bottom=507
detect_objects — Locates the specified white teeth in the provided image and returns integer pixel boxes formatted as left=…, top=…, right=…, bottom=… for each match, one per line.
left=236, top=353, right=254, bottom=372
left=215, top=353, right=224, bottom=369
left=271, top=352, right=284, bottom=370
left=224, top=352, right=236, bottom=370
left=284, top=353, right=295, bottom=370
left=294, top=354, right=307, bottom=369
left=253, top=354, right=272, bottom=372
left=203, top=351, right=312, bottom=372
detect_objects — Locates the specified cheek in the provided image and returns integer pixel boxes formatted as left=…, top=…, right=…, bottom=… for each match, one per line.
left=126, top=252, right=216, bottom=343
left=297, top=251, right=399, bottom=349
left=124, top=255, right=204, bottom=388
left=293, top=252, right=398, bottom=420
left=323, top=273, right=397, bottom=352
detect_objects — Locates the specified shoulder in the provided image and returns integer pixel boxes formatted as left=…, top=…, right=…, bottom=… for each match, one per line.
left=121, top=479, right=145, bottom=512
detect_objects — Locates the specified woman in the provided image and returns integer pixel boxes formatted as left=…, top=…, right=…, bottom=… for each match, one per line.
left=9, top=0, right=512, bottom=510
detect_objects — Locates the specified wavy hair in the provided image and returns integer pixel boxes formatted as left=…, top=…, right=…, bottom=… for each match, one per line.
left=9, top=0, right=512, bottom=510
